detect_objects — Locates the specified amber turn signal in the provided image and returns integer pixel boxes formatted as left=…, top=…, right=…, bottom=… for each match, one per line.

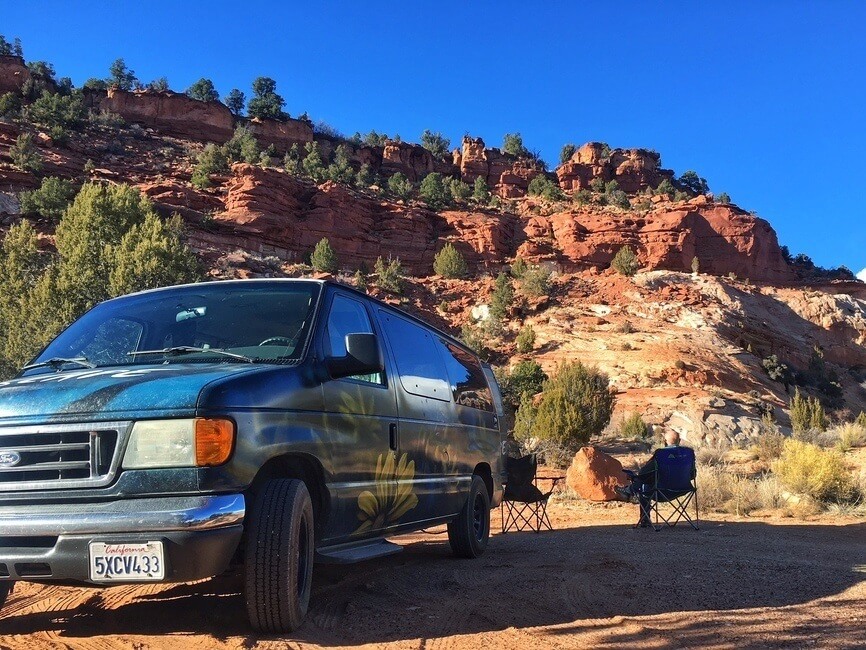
left=195, top=418, right=235, bottom=467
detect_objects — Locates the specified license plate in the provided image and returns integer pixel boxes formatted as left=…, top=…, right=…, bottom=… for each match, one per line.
left=89, top=541, right=165, bottom=581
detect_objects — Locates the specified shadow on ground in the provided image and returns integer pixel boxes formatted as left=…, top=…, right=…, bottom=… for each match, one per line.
left=2, top=520, right=865, bottom=647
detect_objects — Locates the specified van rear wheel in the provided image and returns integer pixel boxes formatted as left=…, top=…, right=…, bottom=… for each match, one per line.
left=0, top=582, right=12, bottom=614
left=448, top=475, right=490, bottom=558
left=244, top=478, right=315, bottom=633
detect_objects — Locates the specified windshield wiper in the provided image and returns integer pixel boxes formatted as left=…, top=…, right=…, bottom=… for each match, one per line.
left=127, top=346, right=253, bottom=363
left=22, top=357, right=96, bottom=371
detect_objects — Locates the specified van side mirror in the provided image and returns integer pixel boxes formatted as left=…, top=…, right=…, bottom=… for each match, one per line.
left=326, top=333, right=384, bottom=379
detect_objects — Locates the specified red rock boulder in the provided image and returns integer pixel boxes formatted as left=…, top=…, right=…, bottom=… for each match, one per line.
left=247, top=117, right=313, bottom=153
left=565, top=446, right=629, bottom=501
left=0, top=55, right=30, bottom=94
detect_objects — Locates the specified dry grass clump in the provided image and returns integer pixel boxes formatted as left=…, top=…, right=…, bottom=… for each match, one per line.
left=697, top=464, right=782, bottom=515
left=829, top=422, right=866, bottom=452
left=772, top=439, right=857, bottom=503
left=696, top=440, right=730, bottom=466
left=752, top=426, right=785, bottom=462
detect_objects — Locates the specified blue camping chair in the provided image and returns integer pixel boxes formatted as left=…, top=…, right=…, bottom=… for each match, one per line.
left=624, top=446, right=699, bottom=531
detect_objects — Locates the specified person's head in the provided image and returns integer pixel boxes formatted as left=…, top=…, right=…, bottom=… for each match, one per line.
left=664, top=430, right=680, bottom=446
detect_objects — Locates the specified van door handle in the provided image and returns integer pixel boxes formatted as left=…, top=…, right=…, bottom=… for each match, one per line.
left=389, top=423, right=398, bottom=451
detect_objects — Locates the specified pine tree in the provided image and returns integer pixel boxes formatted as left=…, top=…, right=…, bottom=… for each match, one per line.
left=187, top=78, right=219, bottom=102
left=310, top=238, right=338, bottom=273
left=225, top=89, right=246, bottom=116
left=433, top=242, right=468, bottom=278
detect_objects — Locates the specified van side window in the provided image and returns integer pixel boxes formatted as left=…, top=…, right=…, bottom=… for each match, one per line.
left=379, top=311, right=450, bottom=401
left=439, top=341, right=494, bottom=412
left=326, top=295, right=383, bottom=385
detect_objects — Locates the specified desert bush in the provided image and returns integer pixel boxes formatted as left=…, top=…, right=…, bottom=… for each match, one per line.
left=0, top=91, right=21, bottom=118
left=420, top=130, right=450, bottom=158
left=191, top=143, right=229, bottom=188
left=696, top=439, right=731, bottom=466
left=387, top=172, right=412, bottom=199
left=9, top=133, right=42, bottom=172
left=520, top=264, right=552, bottom=298
left=502, top=133, right=529, bottom=158
left=611, top=245, right=639, bottom=277
left=224, top=89, right=245, bottom=116
left=223, top=125, right=260, bottom=164
left=857, top=412, right=866, bottom=429
left=19, top=177, right=75, bottom=221
left=514, top=361, right=615, bottom=456
left=301, top=142, right=327, bottom=182
left=498, top=360, right=547, bottom=410
left=678, top=170, right=709, bottom=195
left=248, top=77, right=286, bottom=120
left=25, top=90, right=86, bottom=134
left=655, top=178, right=676, bottom=196
left=717, top=192, right=731, bottom=204
left=459, top=322, right=486, bottom=356
left=773, top=439, right=856, bottom=503
left=618, top=320, right=635, bottom=334
left=433, top=242, right=468, bottom=279
left=762, top=355, right=793, bottom=387
left=510, top=257, right=528, bottom=279
left=560, top=143, right=576, bottom=164
left=790, top=388, right=826, bottom=437
left=829, top=422, right=866, bottom=452
left=472, top=177, right=490, bottom=203
left=419, top=172, right=450, bottom=210
left=618, top=412, right=649, bottom=439
left=374, top=256, right=405, bottom=294
left=147, top=77, right=170, bottom=92
left=310, top=238, right=338, bottom=273
left=186, top=78, right=219, bottom=102
left=489, top=272, right=513, bottom=322
left=691, top=256, right=700, bottom=274
left=516, top=324, right=536, bottom=353
left=356, top=163, right=375, bottom=188
left=527, top=175, right=564, bottom=201
left=754, top=421, right=786, bottom=462
left=448, top=178, right=471, bottom=201
left=326, top=144, right=354, bottom=184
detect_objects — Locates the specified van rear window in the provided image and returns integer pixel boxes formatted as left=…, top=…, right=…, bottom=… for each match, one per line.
left=378, top=311, right=450, bottom=401
left=438, top=341, right=494, bottom=412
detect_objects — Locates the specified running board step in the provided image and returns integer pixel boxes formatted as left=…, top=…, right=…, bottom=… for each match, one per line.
left=316, top=540, right=403, bottom=564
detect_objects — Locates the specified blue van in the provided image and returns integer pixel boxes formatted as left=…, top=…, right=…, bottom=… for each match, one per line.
left=0, top=279, right=505, bottom=632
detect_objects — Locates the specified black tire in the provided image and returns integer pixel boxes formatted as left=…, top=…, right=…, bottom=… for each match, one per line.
left=0, top=582, right=12, bottom=614
left=244, top=478, right=315, bottom=633
left=448, top=475, right=491, bottom=558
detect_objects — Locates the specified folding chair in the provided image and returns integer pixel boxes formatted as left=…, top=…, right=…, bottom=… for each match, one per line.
left=500, top=454, right=561, bottom=533
left=625, top=447, right=699, bottom=531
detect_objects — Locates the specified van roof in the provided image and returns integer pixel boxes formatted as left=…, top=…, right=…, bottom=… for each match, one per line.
left=103, top=278, right=480, bottom=360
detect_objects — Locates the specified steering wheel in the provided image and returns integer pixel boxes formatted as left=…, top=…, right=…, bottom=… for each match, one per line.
left=258, top=336, right=294, bottom=347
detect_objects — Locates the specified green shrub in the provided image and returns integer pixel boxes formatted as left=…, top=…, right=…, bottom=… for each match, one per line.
left=472, top=176, right=490, bottom=203
left=433, top=242, right=468, bottom=278
left=108, top=58, right=138, bottom=91
left=678, top=170, right=709, bottom=195
left=224, top=89, right=246, bottom=116
left=25, top=90, right=86, bottom=134
left=186, top=78, right=219, bottom=102
left=283, top=143, right=300, bottom=174
left=510, top=257, right=528, bottom=278
left=310, top=238, right=338, bottom=273
left=502, top=133, right=529, bottom=158
left=19, top=177, right=75, bottom=220
left=9, top=133, right=42, bottom=172
left=589, top=177, right=606, bottom=193
left=655, top=178, right=676, bottom=196
left=606, top=188, right=630, bottom=208
left=773, top=439, right=855, bottom=502
left=691, top=256, right=700, bottom=274
left=302, top=142, right=327, bottom=182
left=611, top=245, right=639, bottom=277
left=147, top=77, right=169, bottom=92
left=374, top=256, right=404, bottom=294
left=363, top=130, right=389, bottom=147
left=191, top=143, right=229, bottom=189
left=618, top=412, right=649, bottom=439
left=488, top=270, right=511, bottom=315
left=520, top=265, right=552, bottom=298
left=224, top=125, right=260, bottom=164
left=514, top=361, right=615, bottom=455
left=762, top=355, right=793, bottom=387
left=857, top=412, right=866, bottom=429
left=790, top=388, right=826, bottom=437
left=449, top=178, right=471, bottom=201
left=387, top=172, right=412, bottom=199
left=527, top=175, right=564, bottom=201
left=559, top=143, right=576, bottom=164
left=460, top=322, right=486, bottom=355
left=326, top=144, right=354, bottom=183
left=754, top=417, right=786, bottom=462
left=499, top=360, right=547, bottom=409
left=247, top=77, right=286, bottom=120
left=356, top=162, right=375, bottom=188
left=0, top=92, right=20, bottom=118
left=516, top=324, right=536, bottom=353
left=716, top=192, right=731, bottom=204
left=420, top=130, right=450, bottom=158
left=419, top=172, right=450, bottom=210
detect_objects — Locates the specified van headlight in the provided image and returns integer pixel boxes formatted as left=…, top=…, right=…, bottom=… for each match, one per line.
left=123, top=418, right=235, bottom=469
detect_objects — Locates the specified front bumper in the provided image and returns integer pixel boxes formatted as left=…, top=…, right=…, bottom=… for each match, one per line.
left=0, top=494, right=245, bottom=584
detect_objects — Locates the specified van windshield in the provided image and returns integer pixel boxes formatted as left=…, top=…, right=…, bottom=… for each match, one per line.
left=25, top=282, right=321, bottom=373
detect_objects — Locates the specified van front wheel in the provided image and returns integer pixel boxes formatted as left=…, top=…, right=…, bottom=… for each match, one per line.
left=244, top=478, right=315, bottom=633
left=0, top=582, right=12, bottom=615
left=448, top=475, right=490, bottom=558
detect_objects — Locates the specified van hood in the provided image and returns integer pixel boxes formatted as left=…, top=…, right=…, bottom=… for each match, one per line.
left=0, top=364, right=263, bottom=423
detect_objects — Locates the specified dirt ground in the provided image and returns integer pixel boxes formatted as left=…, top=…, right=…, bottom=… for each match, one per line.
left=1, top=499, right=864, bottom=650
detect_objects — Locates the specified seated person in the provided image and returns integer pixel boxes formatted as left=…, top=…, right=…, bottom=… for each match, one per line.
left=615, top=430, right=685, bottom=526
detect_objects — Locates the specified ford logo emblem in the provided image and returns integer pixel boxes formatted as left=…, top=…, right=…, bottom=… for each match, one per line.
left=0, top=451, right=21, bottom=468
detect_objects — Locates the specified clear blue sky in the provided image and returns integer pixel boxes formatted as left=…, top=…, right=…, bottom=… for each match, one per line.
left=4, top=1, right=865, bottom=276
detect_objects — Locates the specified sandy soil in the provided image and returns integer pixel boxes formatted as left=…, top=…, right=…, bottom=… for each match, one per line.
left=1, top=500, right=864, bottom=650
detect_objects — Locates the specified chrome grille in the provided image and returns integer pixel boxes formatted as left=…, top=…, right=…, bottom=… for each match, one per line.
left=0, top=422, right=129, bottom=491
